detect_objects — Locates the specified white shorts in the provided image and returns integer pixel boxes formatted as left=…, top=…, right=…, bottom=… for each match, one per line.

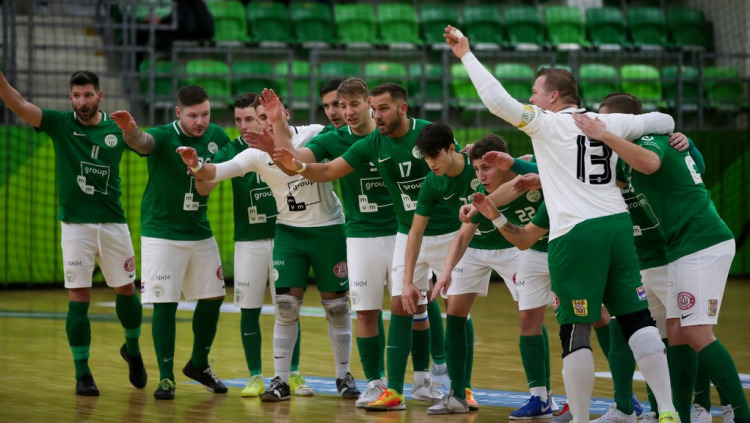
left=448, top=246, right=519, bottom=298
left=391, top=231, right=456, bottom=297
left=348, top=235, right=396, bottom=311
left=140, top=236, right=225, bottom=303
left=234, top=239, right=274, bottom=309
left=515, top=249, right=553, bottom=310
left=666, top=240, right=735, bottom=326
left=61, top=222, right=135, bottom=289
left=641, top=265, right=668, bottom=338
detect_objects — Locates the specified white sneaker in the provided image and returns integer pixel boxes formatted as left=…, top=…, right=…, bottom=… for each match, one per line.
left=721, top=405, right=735, bottom=423
left=641, top=412, right=659, bottom=423
left=427, top=390, right=469, bottom=415
left=691, top=404, right=712, bottom=423
left=430, top=363, right=450, bottom=388
left=355, top=380, right=385, bottom=408
left=549, top=391, right=560, bottom=413
left=591, top=403, right=637, bottom=423
left=411, top=380, right=443, bottom=405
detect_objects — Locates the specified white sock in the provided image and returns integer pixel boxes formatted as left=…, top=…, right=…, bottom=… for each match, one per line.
left=562, top=349, right=595, bottom=423
left=414, top=370, right=430, bottom=386
left=327, top=317, right=353, bottom=380
left=273, top=321, right=297, bottom=383
left=629, top=326, right=676, bottom=414
left=530, top=386, right=548, bottom=402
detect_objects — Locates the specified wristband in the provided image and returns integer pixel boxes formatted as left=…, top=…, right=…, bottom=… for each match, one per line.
left=190, top=160, right=203, bottom=173
left=295, top=162, right=307, bottom=174
left=491, top=214, right=508, bottom=228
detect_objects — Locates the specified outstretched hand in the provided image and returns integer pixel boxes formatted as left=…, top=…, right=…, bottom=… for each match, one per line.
left=259, top=88, right=284, bottom=123
left=471, top=193, right=500, bottom=220
left=444, top=25, right=471, bottom=59
left=482, top=151, right=515, bottom=171
left=111, top=110, right=138, bottom=132
left=244, top=127, right=276, bottom=155
left=272, top=147, right=303, bottom=172
left=175, top=146, right=199, bottom=173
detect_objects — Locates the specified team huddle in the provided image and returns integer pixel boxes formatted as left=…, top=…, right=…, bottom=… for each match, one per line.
left=1, top=25, right=747, bottom=422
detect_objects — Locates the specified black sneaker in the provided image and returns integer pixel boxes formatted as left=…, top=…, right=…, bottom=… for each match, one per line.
left=120, top=344, right=147, bottom=389
left=182, top=361, right=227, bottom=394
left=154, top=378, right=175, bottom=400
left=76, top=374, right=100, bottom=396
left=336, top=372, right=361, bottom=399
left=260, top=376, right=291, bottom=402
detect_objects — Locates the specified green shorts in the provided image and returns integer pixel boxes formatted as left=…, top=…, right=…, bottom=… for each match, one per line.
left=273, top=223, right=348, bottom=293
left=548, top=213, right=648, bottom=324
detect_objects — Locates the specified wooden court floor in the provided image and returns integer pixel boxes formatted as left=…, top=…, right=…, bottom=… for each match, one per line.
left=0, top=279, right=748, bottom=422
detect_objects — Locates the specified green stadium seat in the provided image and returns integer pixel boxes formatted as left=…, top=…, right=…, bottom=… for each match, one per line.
left=408, top=63, right=445, bottom=110
left=451, top=63, right=485, bottom=109
left=139, top=59, right=175, bottom=104
left=419, top=4, right=459, bottom=48
left=207, top=1, right=251, bottom=44
left=503, top=6, right=545, bottom=51
left=667, top=8, right=711, bottom=51
left=586, top=7, right=628, bottom=50
left=462, top=5, right=504, bottom=50
left=246, top=1, right=291, bottom=47
left=275, top=61, right=312, bottom=108
left=319, top=62, right=362, bottom=80
left=334, top=4, right=379, bottom=48
left=290, top=2, right=335, bottom=48
left=620, top=64, right=665, bottom=110
left=186, top=60, right=232, bottom=103
left=545, top=6, right=588, bottom=50
left=578, top=64, right=619, bottom=110
left=377, top=3, right=422, bottom=49
left=628, top=7, right=668, bottom=50
left=365, top=62, right=407, bottom=91
left=702, top=66, right=748, bottom=110
left=493, top=63, right=535, bottom=102
left=661, top=65, right=700, bottom=110
left=231, top=61, right=278, bottom=96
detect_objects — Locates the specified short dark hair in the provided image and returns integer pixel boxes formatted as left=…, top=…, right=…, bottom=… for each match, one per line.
left=337, top=77, right=369, bottom=101
left=178, top=85, right=209, bottom=107
left=536, top=68, right=581, bottom=106
left=252, top=95, right=286, bottom=110
left=599, top=92, right=643, bottom=115
left=415, top=122, right=454, bottom=158
left=370, top=82, right=407, bottom=102
left=320, top=78, right=344, bottom=98
left=69, top=71, right=100, bottom=91
left=468, top=133, right=509, bottom=162
left=234, top=93, right=258, bottom=109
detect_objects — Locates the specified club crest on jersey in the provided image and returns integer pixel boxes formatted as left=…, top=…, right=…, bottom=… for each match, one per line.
left=526, top=190, right=541, bottom=203
left=412, top=146, right=423, bottom=159
left=334, top=261, right=348, bottom=278
left=551, top=292, right=560, bottom=310
left=216, top=265, right=224, bottom=281
left=104, top=134, right=118, bottom=147
left=636, top=286, right=647, bottom=301
left=677, top=292, right=695, bottom=310
left=707, top=299, right=718, bottom=316
left=208, top=142, right=219, bottom=154
left=470, top=178, right=480, bottom=191
left=572, top=299, right=588, bottom=316
left=124, top=256, right=135, bottom=272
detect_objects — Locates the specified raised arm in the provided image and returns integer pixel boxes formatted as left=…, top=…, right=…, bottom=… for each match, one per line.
left=431, top=221, right=477, bottom=302
left=111, top=110, right=155, bottom=155
left=0, top=71, right=43, bottom=127
left=273, top=148, right=354, bottom=182
left=175, top=147, right=219, bottom=195
left=609, top=111, right=675, bottom=141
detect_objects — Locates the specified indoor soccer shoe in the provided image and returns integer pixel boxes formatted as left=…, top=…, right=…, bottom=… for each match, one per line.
left=120, top=344, right=147, bottom=389
left=182, top=361, right=227, bottom=393
left=411, top=380, right=443, bottom=405
left=260, top=376, right=291, bottom=402
left=690, top=404, right=712, bottom=423
left=641, top=412, right=659, bottom=423
left=591, top=403, right=637, bottom=423
left=241, top=375, right=265, bottom=398
left=658, top=411, right=680, bottom=423
left=510, top=395, right=553, bottom=420
left=356, top=380, right=385, bottom=408
left=75, top=373, right=100, bottom=397
left=289, top=373, right=314, bottom=396
left=153, top=378, right=175, bottom=400
left=549, top=391, right=559, bottom=412
left=427, top=390, right=470, bottom=415
left=430, top=362, right=450, bottom=388
left=552, top=403, right=572, bottom=423
left=722, top=405, right=735, bottom=423
left=336, top=372, right=360, bottom=399
left=465, top=388, right=479, bottom=411
left=364, top=388, right=406, bottom=411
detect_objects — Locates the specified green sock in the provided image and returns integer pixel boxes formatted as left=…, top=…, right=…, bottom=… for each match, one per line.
left=411, top=327, right=430, bottom=372
left=115, top=293, right=142, bottom=356
left=609, top=319, right=636, bottom=415
left=240, top=308, right=262, bottom=375
left=542, top=324, right=551, bottom=391
left=191, top=298, right=223, bottom=370
left=668, top=344, right=698, bottom=420
left=378, top=312, right=386, bottom=379
left=357, top=335, right=382, bottom=382
left=697, top=340, right=750, bottom=421
left=386, top=314, right=413, bottom=393
left=290, top=322, right=301, bottom=372
left=152, top=302, right=178, bottom=380
left=427, top=300, right=446, bottom=365
left=519, top=334, right=546, bottom=392
left=594, top=324, right=612, bottom=359
left=446, top=315, right=467, bottom=399
left=465, top=316, right=474, bottom=389
left=67, top=301, right=91, bottom=379
left=694, top=356, right=712, bottom=411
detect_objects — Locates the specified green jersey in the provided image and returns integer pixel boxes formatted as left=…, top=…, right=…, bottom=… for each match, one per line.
left=618, top=177, right=668, bottom=270
left=470, top=185, right=547, bottom=251
left=622, top=135, right=733, bottom=262
left=307, top=125, right=396, bottom=238
left=140, top=121, right=230, bottom=241
left=37, top=109, right=128, bottom=223
left=213, top=137, right=276, bottom=241
left=341, top=118, right=455, bottom=235
left=414, top=152, right=474, bottom=236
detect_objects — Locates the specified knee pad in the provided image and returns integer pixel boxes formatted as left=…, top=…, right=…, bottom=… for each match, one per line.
left=322, top=296, right=350, bottom=328
left=559, top=323, right=592, bottom=358
left=275, top=294, right=301, bottom=326
left=616, top=308, right=656, bottom=341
